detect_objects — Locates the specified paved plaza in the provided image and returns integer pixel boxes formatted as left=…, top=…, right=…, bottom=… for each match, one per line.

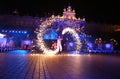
left=0, top=53, right=120, bottom=79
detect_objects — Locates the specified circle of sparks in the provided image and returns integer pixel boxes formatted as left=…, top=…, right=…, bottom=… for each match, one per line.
left=36, top=18, right=59, bottom=55
left=62, top=27, right=82, bottom=53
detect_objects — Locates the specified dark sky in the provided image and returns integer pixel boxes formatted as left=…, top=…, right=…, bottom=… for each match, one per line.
left=0, top=0, right=120, bottom=24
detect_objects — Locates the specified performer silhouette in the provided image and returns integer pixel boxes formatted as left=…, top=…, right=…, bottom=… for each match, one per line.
left=57, top=36, right=62, bottom=54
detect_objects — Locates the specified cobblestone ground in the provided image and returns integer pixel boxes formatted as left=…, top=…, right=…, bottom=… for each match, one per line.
left=0, top=53, right=120, bottom=79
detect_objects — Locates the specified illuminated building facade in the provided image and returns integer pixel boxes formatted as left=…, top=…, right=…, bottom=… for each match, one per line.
left=0, top=6, right=119, bottom=50
left=0, top=6, right=89, bottom=52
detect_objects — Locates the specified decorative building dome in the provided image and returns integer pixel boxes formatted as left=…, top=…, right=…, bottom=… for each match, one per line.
left=63, top=6, right=76, bottom=19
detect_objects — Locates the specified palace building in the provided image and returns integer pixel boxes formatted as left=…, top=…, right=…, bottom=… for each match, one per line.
left=0, top=6, right=89, bottom=52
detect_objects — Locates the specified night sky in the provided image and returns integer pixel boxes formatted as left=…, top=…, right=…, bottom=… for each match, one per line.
left=0, top=0, right=119, bottom=24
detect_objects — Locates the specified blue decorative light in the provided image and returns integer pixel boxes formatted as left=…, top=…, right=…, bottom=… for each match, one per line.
left=105, top=43, right=112, bottom=50
left=5, top=30, right=7, bottom=32
left=24, top=31, right=27, bottom=34
left=18, top=31, right=21, bottom=33
left=2, top=30, right=4, bottom=32
left=1, top=29, right=28, bottom=34
left=12, top=30, right=14, bottom=32
left=22, top=31, right=24, bottom=33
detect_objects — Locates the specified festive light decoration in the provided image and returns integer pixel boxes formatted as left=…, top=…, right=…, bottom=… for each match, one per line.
left=36, top=6, right=85, bottom=55
left=36, top=18, right=59, bottom=55
left=62, top=27, right=82, bottom=53
left=36, top=17, right=82, bottom=55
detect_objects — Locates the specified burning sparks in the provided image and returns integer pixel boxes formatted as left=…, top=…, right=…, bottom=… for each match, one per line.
left=36, top=17, right=82, bottom=55
left=36, top=18, right=59, bottom=55
left=62, top=27, right=82, bottom=53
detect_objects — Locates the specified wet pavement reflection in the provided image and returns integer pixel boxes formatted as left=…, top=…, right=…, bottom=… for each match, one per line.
left=0, top=53, right=120, bottom=79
